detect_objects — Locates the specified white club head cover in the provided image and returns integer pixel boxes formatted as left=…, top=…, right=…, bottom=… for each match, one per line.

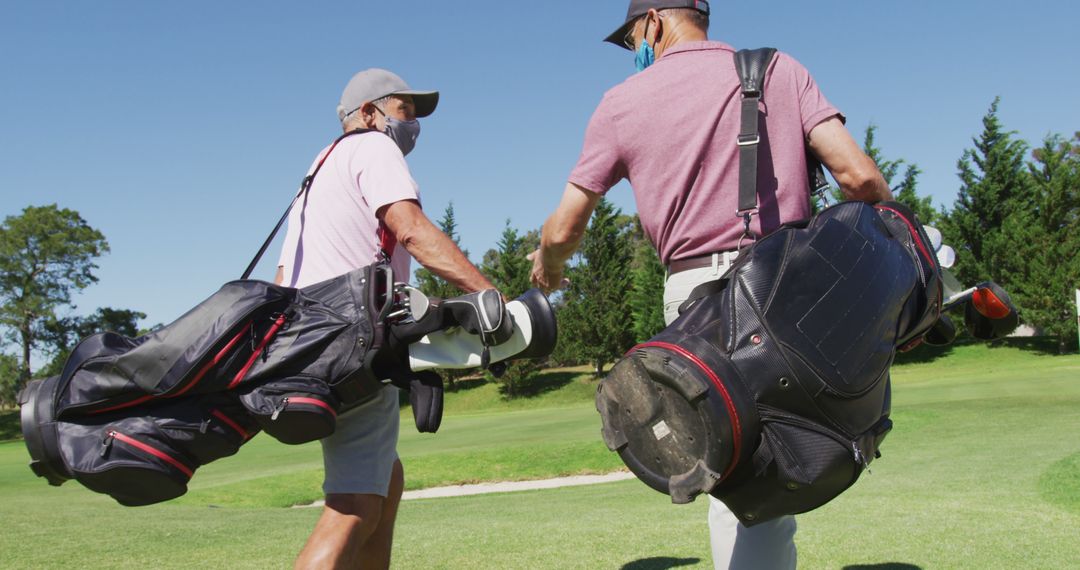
left=924, top=226, right=943, bottom=252
left=937, top=245, right=956, bottom=269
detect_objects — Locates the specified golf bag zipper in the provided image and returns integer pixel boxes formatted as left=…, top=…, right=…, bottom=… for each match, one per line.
left=270, top=397, right=337, bottom=421
left=84, top=317, right=260, bottom=415
left=757, top=405, right=870, bottom=469
left=172, top=321, right=254, bottom=398
left=228, top=313, right=289, bottom=390
left=101, top=430, right=194, bottom=478
left=211, top=409, right=252, bottom=441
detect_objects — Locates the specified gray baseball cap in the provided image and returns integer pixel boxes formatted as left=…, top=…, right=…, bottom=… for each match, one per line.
left=336, top=68, right=440, bottom=123
left=603, top=0, right=710, bottom=50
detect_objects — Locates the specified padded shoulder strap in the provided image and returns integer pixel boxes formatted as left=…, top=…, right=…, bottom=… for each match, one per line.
left=734, top=48, right=777, bottom=96
left=734, top=48, right=777, bottom=223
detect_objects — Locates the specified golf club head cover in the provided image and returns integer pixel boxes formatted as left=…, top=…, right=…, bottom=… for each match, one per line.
left=441, top=290, right=514, bottom=347
left=392, top=370, right=444, bottom=434
left=964, top=282, right=1020, bottom=340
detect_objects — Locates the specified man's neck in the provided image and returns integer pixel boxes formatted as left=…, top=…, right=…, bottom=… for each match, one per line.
left=656, top=26, right=708, bottom=59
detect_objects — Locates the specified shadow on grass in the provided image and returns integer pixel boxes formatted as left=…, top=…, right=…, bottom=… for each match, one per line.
left=501, top=370, right=579, bottom=398
left=621, top=557, right=701, bottom=570
left=0, top=409, right=20, bottom=442
left=843, top=564, right=923, bottom=570
left=893, top=340, right=955, bottom=365
left=445, top=376, right=488, bottom=393
left=893, top=335, right=1067, bottom=366
left=993, top=336, right=1067, bottom=355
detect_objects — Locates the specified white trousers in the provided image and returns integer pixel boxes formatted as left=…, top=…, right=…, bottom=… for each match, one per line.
left=663, top=253, right=798, bottom=570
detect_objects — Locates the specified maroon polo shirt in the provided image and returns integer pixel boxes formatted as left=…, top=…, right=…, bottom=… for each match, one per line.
left=569, top=41, right=842, bottom=264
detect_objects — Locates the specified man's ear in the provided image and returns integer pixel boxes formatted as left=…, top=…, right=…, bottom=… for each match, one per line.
left=360, top=102, right=379, bottom=129
left=645, top=9, right=663, bottom=45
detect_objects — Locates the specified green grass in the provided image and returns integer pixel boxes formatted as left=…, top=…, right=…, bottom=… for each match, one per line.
left=0, top=342, right=1077, bottom=568
left=0, top=408, right=20, bottom=442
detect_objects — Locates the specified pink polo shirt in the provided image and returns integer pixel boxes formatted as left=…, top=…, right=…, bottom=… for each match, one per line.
left=569, top=41, right=842, bottom=264
left=277, top=132, right=417, bottom=289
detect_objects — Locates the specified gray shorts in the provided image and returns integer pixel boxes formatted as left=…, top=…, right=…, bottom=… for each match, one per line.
left=320, top=386, right=400, bottom=496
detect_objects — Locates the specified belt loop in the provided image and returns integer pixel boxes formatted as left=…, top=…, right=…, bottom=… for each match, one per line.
left=711, top=252, right=721, bottom=275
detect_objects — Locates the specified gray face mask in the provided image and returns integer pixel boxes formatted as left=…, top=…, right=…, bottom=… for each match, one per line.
left=384, top=115, right=421, bottom=156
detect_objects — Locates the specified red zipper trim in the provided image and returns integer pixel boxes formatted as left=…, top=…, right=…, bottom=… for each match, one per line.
left=92, top=394, right=155, bottom=415
left=285, top=397, right=337, bottom=418
left=875, top=205, right=944, bottom=313
left=875, top=205, right=936, bottom=271
left=110, top=431, right=194, bottom=478
left=90, top=321, right=255, bottom=415
left=631, top=342, right=742, bottom=481
left=211, top=409, right=251, bottom=440
left=172, top=321, right=252, bottom=398
left=228, top=314, right=287, bottom=390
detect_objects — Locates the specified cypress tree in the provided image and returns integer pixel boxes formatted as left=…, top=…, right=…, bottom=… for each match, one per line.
left=862, top=124, right=937, bottom=225
left=560, top=198, right=635, bottom=376
left=999, top=133, right=1080, bottom=352
left=480, top=221, right=541, bottom=397
left=628, top=216, right=666, bottom=342
left=414, top=203, right=466, bottom=299
left=941, top=98, right=1031, bottom=288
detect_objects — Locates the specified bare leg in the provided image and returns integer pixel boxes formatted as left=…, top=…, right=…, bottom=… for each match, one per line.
left=358, top=459, right=404, bottom=568
left=294, top=459, right=405, bottom=570
left=295, top=493, right=384, bottom=570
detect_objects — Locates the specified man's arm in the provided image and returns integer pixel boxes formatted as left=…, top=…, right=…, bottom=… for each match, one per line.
left=808, top=117, right=893, bottom=203
left=380, top=199, right=495, bottom=293
left=529, top=182, right=602, bottom=292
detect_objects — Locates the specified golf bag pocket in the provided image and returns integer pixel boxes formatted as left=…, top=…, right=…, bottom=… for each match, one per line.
left=66, top=418, right=195, bottom=507
left=238, top=378, right=339, bottom=445
left=724, top=408, right=891, bottom=522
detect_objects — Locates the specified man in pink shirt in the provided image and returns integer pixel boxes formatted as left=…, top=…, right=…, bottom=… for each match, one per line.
left=277, top=68, right=494, bottom=569
left=530, top=2, right=892, bottom=568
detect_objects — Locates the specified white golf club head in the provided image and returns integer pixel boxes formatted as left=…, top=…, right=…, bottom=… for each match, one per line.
left=924, top=226, right=943, bottom=252
left=937, top=245, right=956, bottom=269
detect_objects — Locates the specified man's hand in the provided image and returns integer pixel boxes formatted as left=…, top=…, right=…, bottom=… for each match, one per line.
left=528, top=249, right=568, bottom=293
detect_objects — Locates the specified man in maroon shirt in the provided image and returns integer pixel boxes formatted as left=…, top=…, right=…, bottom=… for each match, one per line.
left=530, top=1, right=892, bottom=568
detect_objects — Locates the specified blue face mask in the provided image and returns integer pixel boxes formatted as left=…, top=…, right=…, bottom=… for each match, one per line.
left=635, top=40, right=655, bottom=72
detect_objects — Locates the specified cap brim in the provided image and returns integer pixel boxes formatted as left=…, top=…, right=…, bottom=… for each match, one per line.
left=392, top=90, right=439, bottom=118
left=603, top=20, right=635, bottom=51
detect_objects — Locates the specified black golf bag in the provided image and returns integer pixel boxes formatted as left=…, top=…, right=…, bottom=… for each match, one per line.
left=596, top=200, right=1019, bottom=525
left=18, top=263, right=556, bottom=506
left=18, top=128, right=558, bottom=506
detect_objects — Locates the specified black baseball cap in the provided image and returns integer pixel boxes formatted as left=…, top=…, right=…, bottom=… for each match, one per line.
left=603, top=0, right=711, bottom=50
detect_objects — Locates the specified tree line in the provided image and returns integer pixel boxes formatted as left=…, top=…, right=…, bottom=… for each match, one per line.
left=2, top=98, right=1077, bottom=405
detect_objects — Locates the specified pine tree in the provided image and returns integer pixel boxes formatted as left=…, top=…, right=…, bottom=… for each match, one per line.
left=999, top=133, right=1080, bottom=353
left=483, top=222, right=533, bottom=298
left=941, top=99, right=1031, bottom=288
left=627, top=216, right=666, bottom=342
left=862, top=124, right=937, bottom=225
left=559, top=199, right=636, bottom=376
left=414, top=203, right=465, bottom=299
left=480, top=221, right=541, bottom=397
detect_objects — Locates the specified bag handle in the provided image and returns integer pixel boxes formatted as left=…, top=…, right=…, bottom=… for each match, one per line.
left=241, top=128, right=377, bottom=279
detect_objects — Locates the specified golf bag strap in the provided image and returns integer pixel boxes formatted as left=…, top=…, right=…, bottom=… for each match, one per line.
left=241, top=128, right=374, bottom=279
left=377, top=222, right=397, bottom=263
left=734, top=47, right=777, bottom=235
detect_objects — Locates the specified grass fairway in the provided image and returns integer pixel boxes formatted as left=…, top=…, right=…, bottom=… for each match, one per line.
left=0, top=343, right=1078, bottom=568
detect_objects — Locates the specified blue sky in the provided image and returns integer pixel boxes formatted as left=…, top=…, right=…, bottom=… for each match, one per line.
left=2, top=1, right=1079, bottom=332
